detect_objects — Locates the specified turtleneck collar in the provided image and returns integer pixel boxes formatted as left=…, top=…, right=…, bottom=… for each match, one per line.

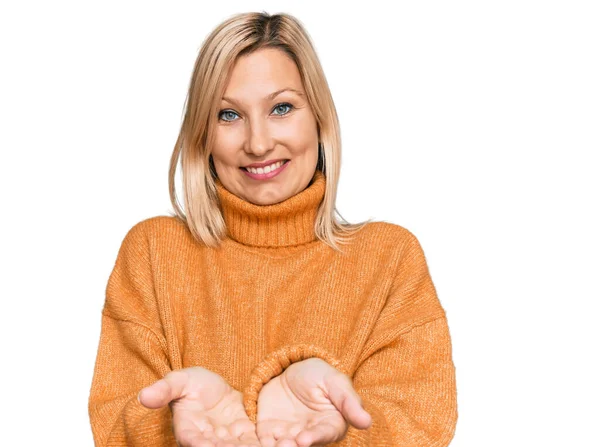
left=215, top=170, right=325, bottom=247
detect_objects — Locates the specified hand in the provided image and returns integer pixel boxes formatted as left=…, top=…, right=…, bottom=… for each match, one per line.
left=138, top=367, right=260, bottom=446
left=255, top=358, right=372, bottom=447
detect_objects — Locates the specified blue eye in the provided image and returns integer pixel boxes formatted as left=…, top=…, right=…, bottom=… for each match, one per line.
left=218, top=103, right=294, bottom=122
left=219, top=110, right=239, bottom=122
left=272, top=103, right=294, bottom=116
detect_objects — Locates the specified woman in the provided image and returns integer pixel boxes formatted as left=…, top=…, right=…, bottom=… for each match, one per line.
left=88, top=11, right=458, bottom=447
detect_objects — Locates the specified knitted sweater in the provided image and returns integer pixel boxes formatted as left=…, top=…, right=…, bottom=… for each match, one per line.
left=88, top=170, right=458, bottom=446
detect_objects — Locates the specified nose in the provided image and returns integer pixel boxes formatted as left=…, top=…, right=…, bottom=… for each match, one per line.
left=244, top=117, right=273, bottom=157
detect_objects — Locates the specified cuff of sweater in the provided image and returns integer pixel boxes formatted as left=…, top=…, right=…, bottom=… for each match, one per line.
left=90, top=392, right=174, bottom=445
left=242, top=344, right=347, bottom=423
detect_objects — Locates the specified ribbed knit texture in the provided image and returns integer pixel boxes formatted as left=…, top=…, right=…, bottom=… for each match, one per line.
left=216, top=169, right=324, bottom=247
left=88, top=170, right=458, bottom=446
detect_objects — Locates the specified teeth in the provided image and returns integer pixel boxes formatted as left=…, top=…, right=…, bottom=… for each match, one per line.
left=246, top=160, right=285, bottom=174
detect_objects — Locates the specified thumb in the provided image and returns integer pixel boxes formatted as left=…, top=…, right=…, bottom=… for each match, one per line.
left=138, top=370, right=188, bottom=409
left=325, top=374, right=372, bottom=430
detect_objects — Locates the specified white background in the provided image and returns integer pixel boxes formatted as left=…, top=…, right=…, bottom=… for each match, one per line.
left=1, top=1, right=598, bottom=445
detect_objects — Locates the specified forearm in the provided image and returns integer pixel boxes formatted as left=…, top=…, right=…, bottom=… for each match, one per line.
left=90, top=392, right=176, bottom=446
left=88, top=315, right=175, bottom=446
left=330, top=395, right=456, bottom=446
left=338, top=317, right=458, bottom=447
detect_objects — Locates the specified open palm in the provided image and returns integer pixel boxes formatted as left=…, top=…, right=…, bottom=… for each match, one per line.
left=139, top=367, right=260, bottom=446
left=255, top=358, right=372, bottom=447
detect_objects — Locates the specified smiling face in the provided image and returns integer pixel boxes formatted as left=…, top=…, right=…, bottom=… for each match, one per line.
left=211, top=47, right=320, bottom=205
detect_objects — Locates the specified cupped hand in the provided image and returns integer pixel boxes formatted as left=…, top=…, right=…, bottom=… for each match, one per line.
left=255, top=358, right=372, bottom=447
left=138, top=367, right=260, bottom=447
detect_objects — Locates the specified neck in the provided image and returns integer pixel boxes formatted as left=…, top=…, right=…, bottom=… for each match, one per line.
left=215, top=170, right=326, bottom=247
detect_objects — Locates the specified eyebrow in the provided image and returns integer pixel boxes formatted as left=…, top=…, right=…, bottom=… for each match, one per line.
left=222, top=88, right=305, bottom=105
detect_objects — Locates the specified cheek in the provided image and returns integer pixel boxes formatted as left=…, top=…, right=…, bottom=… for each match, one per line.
left=279, top=115, right=318, bottom=152
left=215, top=126, right=242, bottom=149
left=212, top=128, right=242, bottom=165
left=210, top=145, right=233, bottom=167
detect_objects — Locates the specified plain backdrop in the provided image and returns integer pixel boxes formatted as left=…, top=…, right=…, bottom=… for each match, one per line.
left=1, top=1, right=598, bottom=445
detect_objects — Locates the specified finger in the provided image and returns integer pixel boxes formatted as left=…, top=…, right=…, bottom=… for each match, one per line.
left=295, top=421, right=340, bottom=447
left=214, top=425, right=230, bottom=440
left=274, top=439, right=298, bottom=447
left=257, top=420, right=285, bottom=447
left=138, top=370, right=189, bottom=409
left=238, top=426, right=261, bottom=444
left=229, top=418, right=259, bottom=441
left=257, top=434, right=276, bottom=447
left=175, top=427, right=215, bottom=447
left=174, top=415, right=216, bottom=446
left=257, top=420, right=287, bottom=440
left=325, top=375, right=372, bottom=429
left=258, top=421, right=302, bottom=447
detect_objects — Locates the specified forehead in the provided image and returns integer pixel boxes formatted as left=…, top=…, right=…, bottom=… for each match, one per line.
left=223, top=48, right=303, bottom=98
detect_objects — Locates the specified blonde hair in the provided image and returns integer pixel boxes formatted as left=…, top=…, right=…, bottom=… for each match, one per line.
left=168, top=11, right=371, bottom=252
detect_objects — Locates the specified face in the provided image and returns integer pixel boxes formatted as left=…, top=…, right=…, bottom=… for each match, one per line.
left=211, top=47, right=319, bottom=205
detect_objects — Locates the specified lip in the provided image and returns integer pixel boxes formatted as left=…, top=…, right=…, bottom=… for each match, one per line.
left=242, top=159, right=289, bottom=168
left=241, top=160, right=290, bottom=180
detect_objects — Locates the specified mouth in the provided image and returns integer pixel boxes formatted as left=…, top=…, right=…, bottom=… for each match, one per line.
left=241, top=159, right=290, bottom=174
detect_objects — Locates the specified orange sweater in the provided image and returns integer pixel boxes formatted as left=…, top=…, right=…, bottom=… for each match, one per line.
left=88, top=170, right=458, bottom=446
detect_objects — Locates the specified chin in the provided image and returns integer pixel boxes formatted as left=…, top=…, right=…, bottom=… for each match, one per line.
left=252, top=188, right=291, bottom=206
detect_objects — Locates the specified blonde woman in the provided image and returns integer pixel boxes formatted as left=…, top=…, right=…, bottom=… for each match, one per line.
left=88, top=11, right=458, bottom=447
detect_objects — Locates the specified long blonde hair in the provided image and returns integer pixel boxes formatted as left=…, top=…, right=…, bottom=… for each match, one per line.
left=168, top=11, right=371, bottom=252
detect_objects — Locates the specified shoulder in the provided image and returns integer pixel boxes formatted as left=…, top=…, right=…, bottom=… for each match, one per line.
left=113, top=216, right=203, bottom=277
left=126, top=214, right=187, bottom=234
left=119, top=215, right=191, bottom=249
left=371, top=222, right=433, bottom=277
left=340, top=220, right=426, bottom=273
left=356, top=220, right=422, bottom=254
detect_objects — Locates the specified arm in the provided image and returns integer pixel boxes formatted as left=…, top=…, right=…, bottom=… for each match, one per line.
left=88, top=221, right=177, bottom=446
left=243, top=231, right=458, bottom=446
left=340, top=231, right=458, bottom=446
left=344, top=316, right=457, bottom=446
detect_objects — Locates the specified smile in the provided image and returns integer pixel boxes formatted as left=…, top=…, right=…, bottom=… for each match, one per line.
left=240, top=160, right=290, bottom=180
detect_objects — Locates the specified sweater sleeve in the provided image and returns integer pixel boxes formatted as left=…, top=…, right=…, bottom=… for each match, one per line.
left=88, top=222, right=177, bottom=446
left=242, top=231, right=458, bottom=446
left=345, top=316, right=457, bottom=446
